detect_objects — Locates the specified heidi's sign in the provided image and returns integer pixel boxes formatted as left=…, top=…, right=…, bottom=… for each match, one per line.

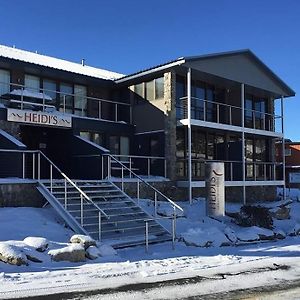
left=7, top=109, right=72, bottom=128
left=205, top=162, right=225, bottom=217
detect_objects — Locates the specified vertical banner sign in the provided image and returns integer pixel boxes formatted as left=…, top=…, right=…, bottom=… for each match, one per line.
left=205, top=162, right=225, bottom=217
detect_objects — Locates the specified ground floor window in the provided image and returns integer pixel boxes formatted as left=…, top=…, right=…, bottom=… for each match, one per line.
left=109, top=136, right=130, bottom=156
left=80, top=131, right=104, bottom=146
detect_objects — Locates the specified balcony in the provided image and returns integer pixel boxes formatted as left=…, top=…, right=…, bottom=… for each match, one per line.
left=176, top=97, right=283, bottom=134
left=0, top=82, right=132, bottom=124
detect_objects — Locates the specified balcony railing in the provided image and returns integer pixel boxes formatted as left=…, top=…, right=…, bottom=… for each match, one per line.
left=0, top=81, right=132, bottom=124
left=176, top=158, right=283, bottom=182
left=177, top=97, right=282, bottom=133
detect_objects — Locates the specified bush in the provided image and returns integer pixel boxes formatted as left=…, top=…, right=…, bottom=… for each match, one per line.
left=235, top=205, right=273, bottom=229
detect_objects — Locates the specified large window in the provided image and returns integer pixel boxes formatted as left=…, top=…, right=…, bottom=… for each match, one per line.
left=60, top=83, right=73, bottom=113
left=74, top=85, right=87, bottom=116
left=109, top=136, right=130, bottom=156
left=134, top=77, right=164, bottom=103
left=245, top=95, right=267, bottom=130
left=80, top=131, right=104, bottom=146
left=42, top=79, right=57, bottom=101
left=0, top=69, right=10, bottom=96
left=25, top=74, right=39, bottom=92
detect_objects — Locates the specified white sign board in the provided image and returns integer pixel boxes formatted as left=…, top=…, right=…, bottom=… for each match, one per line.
left=7, top=108, right=72, bottom=128
left=289, top=172, right=300, bottom=183
left=205, top=162, right=225, bottom=217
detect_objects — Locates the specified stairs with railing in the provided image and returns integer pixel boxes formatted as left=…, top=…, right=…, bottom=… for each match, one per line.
left=38, top=178, right=174, bottom=248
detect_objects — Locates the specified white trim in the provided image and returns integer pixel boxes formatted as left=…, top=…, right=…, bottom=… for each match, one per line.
left=115, top=59, right=185, bottom=83
left=0, top=129, right=26, bottom=148
left=177, top=180, right=284, bottom=188
left=178, top=119, right=283, bottom=138
left=74, top=135, right=110, bottom=153
left=134, top=129, right=165, bottom=135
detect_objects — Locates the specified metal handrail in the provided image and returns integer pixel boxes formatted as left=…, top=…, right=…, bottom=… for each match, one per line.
left=106, top=154, right=183, bottom=212
left=0, top=81, right=130, bottom=106
left=0, top=149, right=109, bottom=219
left=179, top=96, right=282, bottom=119
left=38, top=151, right=109, bottom=219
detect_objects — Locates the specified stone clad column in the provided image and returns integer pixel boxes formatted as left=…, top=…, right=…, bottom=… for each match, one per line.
left=164, top=71, right=177, bottom=180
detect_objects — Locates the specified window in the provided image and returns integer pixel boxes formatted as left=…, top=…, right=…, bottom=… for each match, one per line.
left=285, top=148, right=292, bottom=156
left=145, top=80, right=154, bottom=101
left=109, top=136, right=129, bottom=156
left=74, top=85, right=87, bottom=116
left=245, top=95, right=267, bottom=130
left=42, top=79, right=57, bottom=101
left=134, top=77, right=164, bottom=103
left=0, top=69, right=10, bottom=96
left=25, top=74, right=40, bottom=92
left=155, top=77, right=164, bottom=99
left=60, top=83, right=73, bottom=113
left=80, top=131, right=103, bottom=146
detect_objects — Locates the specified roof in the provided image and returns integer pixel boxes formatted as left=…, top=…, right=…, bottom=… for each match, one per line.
left=0, top=44, right=123, bottom=80
left=116, top=49, right=295, bottom=97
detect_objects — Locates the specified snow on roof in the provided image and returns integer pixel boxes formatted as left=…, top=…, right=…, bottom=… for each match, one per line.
left=0, top=44, right=124, bottom=80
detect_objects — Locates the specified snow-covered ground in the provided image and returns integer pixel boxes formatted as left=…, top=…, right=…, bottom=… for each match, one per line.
left=1, top=190, right=300, bottom=299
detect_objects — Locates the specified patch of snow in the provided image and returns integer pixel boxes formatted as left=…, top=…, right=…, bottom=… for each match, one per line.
left=23, top=237, right=48, bottom=252
left=48, top=243, right=84, bottom=256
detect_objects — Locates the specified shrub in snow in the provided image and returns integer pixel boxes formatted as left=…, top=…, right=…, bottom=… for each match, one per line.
left=289, top=223, right=300, bottom=236
left=0, top=242, right=27, bottom=266
left=23, top=237, right=48, bottom=252
left=274, top=229, right=286, bottom=240
left=157, top=203, right=185, bottom=218
left=234, top=205, right=273, bottom=229
left=70, top=234, right=96, bottom=249
left=48, top=244, right=86, bottom=262
left=86, top=246, right=101, bottom=260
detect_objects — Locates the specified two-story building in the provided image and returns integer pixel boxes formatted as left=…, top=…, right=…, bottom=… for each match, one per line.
left=0, top=45, right=295, bottom=203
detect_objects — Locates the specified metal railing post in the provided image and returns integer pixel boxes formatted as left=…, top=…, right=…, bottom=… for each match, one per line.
left=172, top=206, right=176, bottom=250
left=80, top=194, right=83, bottom=226
left=264, top=164, right=267, bottom=181
left=164, top=159, right=167, bottom=178
left=154, top=191, right=157, bottom=218
left=98, top=212, right=102, bottom=242
left=21, top=87, right=24, bottom=110
left=145, top=221, right=149, bottom=253
left=98, top=101, right=102, bottom=119
left=101, top=155, right=104, bottom=180
left=22, top=152, right=25, bottom=179
left=217, top=104, right=220, bottom=123
left=115, top=103, right=118, bottom=122
left=107, top=156, right=111, bottom=179
left=254, top=163, right=257, bottom=181
left=129, top=157, right=132, bottom=179
left=229, top=106, right=232, bottom=125
left=37, top=152, right=41, bottom=180
left=32, top=153, right=35, bottom=179
left=230, top=162, right=233, bottom=181
left=137, top=179, right=140, bottom=203
left=42, top=92, right=45, bottom=112
left=121, top=166, right=124, bottom=191
left=63, top=95, right=66, bottom=113
left=64, top=178, right=67, bottom=209
left=148, top=158, right=151, bottom=178
left=273, top=163, right=276, bottom=181
left=203, top=100, right=206, bottom=121
left=50, top=164, right=53, bottom=193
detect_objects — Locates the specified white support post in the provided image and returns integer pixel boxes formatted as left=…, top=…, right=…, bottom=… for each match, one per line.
left=187, top=68, right=192, bottom=204
left=281, top=96, right=286, bottom=200
left=241, top=83, right=246, bottom=205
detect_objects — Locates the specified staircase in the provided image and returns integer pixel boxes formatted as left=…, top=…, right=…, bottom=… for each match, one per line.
left=38, top=179, right=172, bottom=248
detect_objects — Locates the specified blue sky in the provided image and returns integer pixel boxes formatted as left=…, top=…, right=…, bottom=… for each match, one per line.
left=0, top=0, right=299, bottom=139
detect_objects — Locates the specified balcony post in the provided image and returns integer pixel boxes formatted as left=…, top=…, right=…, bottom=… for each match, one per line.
left=281, top=96, right=286, bottom=200
left=187, top=68, right=192, bottom=204
left=241, top=83, right=246, bottom=204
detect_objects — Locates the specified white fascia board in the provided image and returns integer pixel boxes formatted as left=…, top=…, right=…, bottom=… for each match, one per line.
left=115, top=59, right=186, bottom=83
left=178, top=119, right=283, bottom=138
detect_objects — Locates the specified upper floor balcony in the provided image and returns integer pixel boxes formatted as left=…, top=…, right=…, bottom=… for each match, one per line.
left=176, top=96, right=283, bottom=135
left=0, top=82, right=132, bottom=124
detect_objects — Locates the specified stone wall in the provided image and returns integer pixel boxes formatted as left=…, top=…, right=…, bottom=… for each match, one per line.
left=0, top=183, right=45, bottom=207
left=164, top=71, right=177, bottom=180
left=191, top=185, right=277, bottom=203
